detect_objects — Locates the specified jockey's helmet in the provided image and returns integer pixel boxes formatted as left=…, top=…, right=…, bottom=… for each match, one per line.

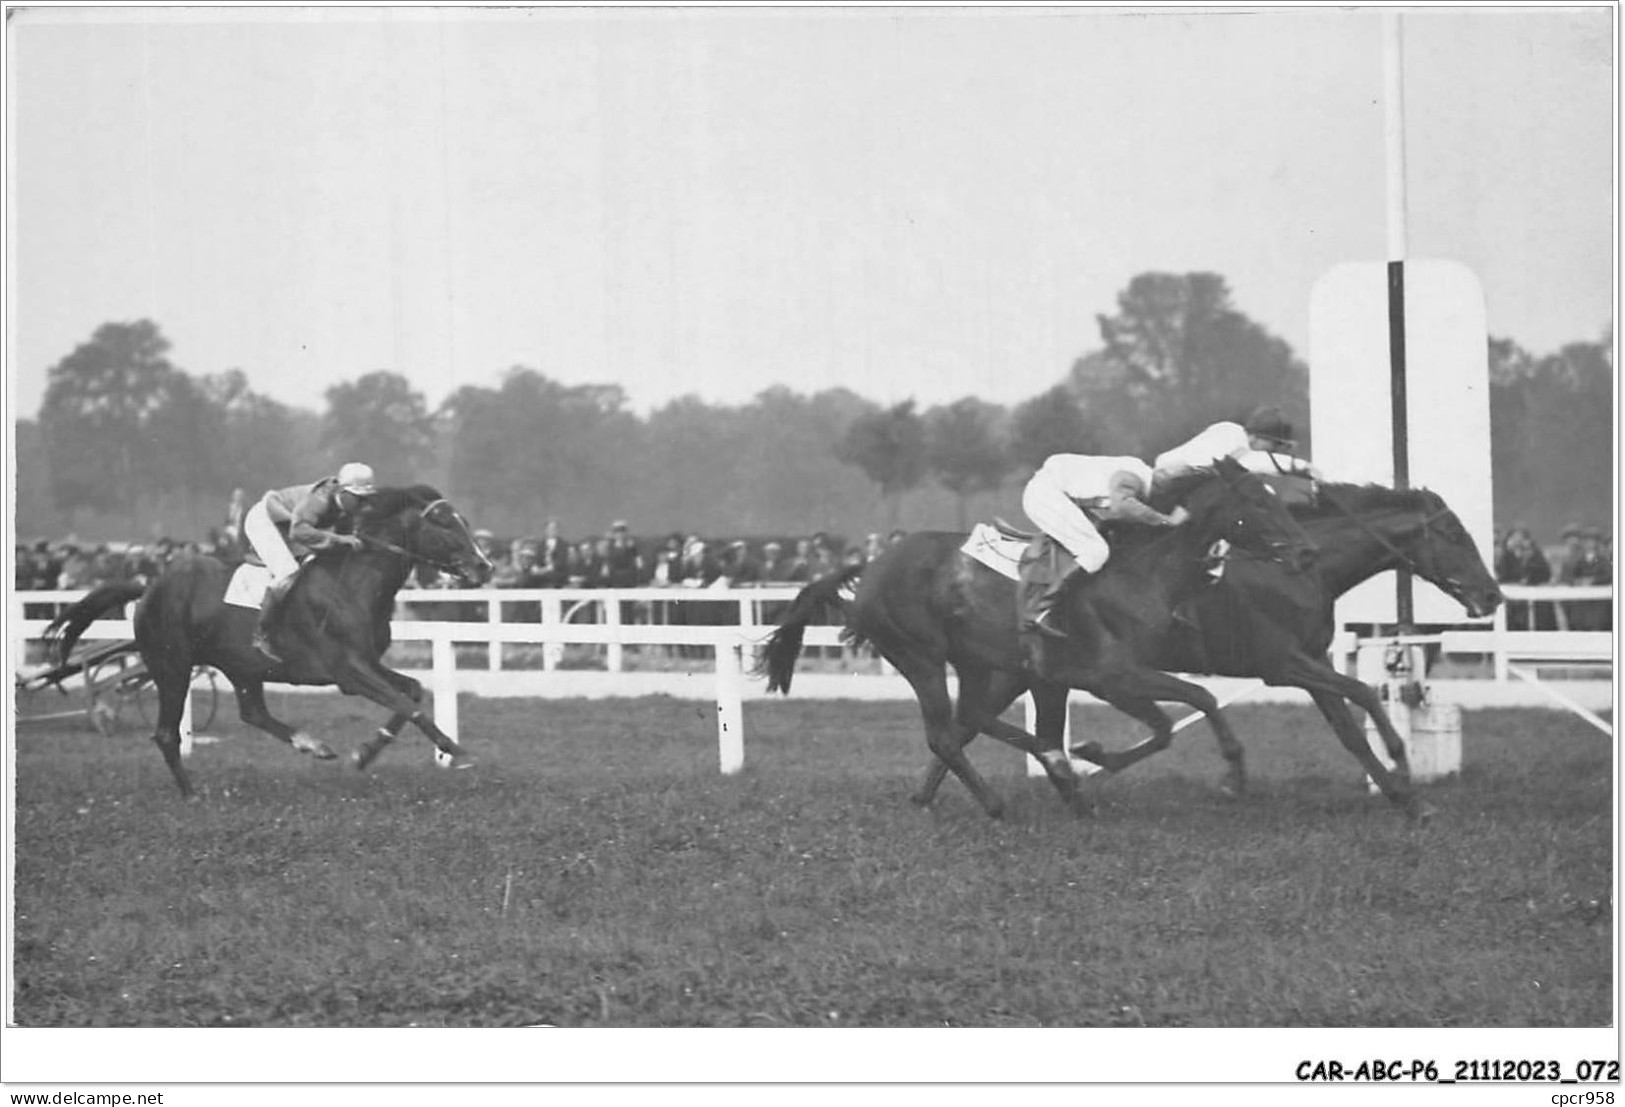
left=337, top=462, right=378, bottom=497
left=1244, top=405, right=1295, bottom=449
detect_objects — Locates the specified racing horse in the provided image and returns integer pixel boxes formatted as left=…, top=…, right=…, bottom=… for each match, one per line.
left=908, top=482, right=1502, bottom=822
left=758, top=457, right=1317, bottom=819
left=45, top=485, right=494, bottom=797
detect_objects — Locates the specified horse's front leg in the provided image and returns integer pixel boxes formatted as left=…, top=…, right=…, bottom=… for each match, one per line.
left=332, top=655, right=472, bottom=770
left=352, top=666, right=428, bottom=770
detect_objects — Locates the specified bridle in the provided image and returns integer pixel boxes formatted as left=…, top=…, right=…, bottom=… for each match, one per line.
left=351, top=498, right=484, bottom=577
left=1315, top=487, right=1467, bottom=595
left=1211, top=469, right=1316, bottom=573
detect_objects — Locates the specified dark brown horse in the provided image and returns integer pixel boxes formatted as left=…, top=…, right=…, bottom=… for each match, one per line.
left=908, top=482, right=1502, bottom=821
left=45, top=485, right=494, bottom=797
left=758, top=458, right=1317, bottom=819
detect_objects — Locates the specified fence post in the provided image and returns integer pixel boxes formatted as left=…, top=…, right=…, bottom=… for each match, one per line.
left=605, top=597, right=623, bottom=673
left=716, top=633, right=745, bottom=774
left=1023, top=691, right=1080, bottom=777
left=541, top=594, right=562, bottom=671
left=1491, top=601, right=1509, bottom=683
left=432, top=634, right=459, bottom=743
left=487, top=592, right=503, bottom=673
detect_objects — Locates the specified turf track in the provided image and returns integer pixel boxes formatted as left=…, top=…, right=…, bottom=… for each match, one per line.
left=11, top=695, right=1614, bottom=1026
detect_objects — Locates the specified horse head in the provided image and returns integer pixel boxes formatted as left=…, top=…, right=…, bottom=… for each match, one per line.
left=1170, top=456, right=1318, bottom=573
left=356, top=486, right=496, bottom=587
left=1407, top=491, right=1503, bottom=618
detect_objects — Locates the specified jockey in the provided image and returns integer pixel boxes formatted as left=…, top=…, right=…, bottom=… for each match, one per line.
left=1019, top=453, right=1189, bottom=645
left=1154, top=405, right=1322, bottom=482
left=242, top=461, right=378, bottom=661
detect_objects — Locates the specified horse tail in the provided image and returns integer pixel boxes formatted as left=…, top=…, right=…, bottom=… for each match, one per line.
left=753, top=564, right=865, bottom=694
left=43, top=582, right=148, bottom=665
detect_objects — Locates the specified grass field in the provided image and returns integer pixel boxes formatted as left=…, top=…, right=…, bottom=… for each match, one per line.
left=10, top=693, right=1615, bottom=1027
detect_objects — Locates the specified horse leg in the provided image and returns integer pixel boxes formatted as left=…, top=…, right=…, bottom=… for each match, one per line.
left=1279, top=654, right=1428, bottom=822
left=331, top=656, right=471, bottom=768
left=145, top=651, right=197, bottom=798
left=916, top=666, right=1037, bottom=806
left=895, top=656, right=1004, bottom=819
left=232, top=678, right=337, bottom=760
left=352, top=667, right=427, bottom=770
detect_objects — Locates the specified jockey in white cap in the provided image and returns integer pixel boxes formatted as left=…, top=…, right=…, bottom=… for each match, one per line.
left=242, top=461, right=378, bottom=661
left=1018, top=452, right=1189, bottom=652
left=1154, top=405, right=1322, bottom=483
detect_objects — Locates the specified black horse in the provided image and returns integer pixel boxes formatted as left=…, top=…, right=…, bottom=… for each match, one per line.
left=907, top=482, right=1502, bottom=821
left=45, top=485, right=494, bottom=797
left=758, top=458, right=1317, bottom=819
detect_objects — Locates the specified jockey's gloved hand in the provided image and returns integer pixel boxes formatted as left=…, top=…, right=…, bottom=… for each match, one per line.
left=1166, top=505, right=1191, bottom=527
left=337, top=535, right=364, bottom=550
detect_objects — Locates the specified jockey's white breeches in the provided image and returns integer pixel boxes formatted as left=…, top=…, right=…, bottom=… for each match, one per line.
left=243, top=501, right=301, bottom=582
left=1022, top=471, right=1110, bottom=573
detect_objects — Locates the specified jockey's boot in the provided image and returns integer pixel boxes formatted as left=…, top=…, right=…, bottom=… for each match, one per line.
left=253, top=576, right=297, bottom=663
left=1020, top=565, right=1084, bottom=640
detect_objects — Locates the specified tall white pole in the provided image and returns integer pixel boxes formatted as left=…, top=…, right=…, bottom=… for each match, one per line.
left=1382, top=12, right=1409, bottom=262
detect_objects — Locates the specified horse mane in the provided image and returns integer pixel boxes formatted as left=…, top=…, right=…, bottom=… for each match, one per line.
left=362, top=484, right=444, bottom=518
left=1146, top=466, right=1216, bottom=513
left=1297, top=482, right=1438, bottom=519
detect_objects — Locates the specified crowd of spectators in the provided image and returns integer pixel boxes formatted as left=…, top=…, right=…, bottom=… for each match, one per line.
left=15, top=530, right=237, bottom=592
left=1494, top=520, right=1613, bottom=630
left=409, top=520, right=909, bottom=593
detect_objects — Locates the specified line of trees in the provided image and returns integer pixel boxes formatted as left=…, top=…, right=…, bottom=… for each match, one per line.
left=17, top=272, right=1611, bottom=545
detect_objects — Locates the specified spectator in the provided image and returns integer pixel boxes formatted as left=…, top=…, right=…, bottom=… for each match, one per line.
left=56, top=543, right=95, bottom=590
left=603, top=521, right=645, bottom=588
left=651, top=533, right=685, bottom=586
left=759, top=541, right=791, bottom=582
left=571, top=539, right=602, bottom=588
left=1560, top=524, right=1613, bottom=631
left=679, top=536, right=721, bottom=588
left=721, top=540, right=761, bottom=586
left=864, top=532, right=885, bottom=563
left=888, top=529, right=907, bottom=547
left=1496, top=524, right=1553, bottom=631
left=785, top=538, right=814, bottom=583
left=535, top=519, right=572, bottom=588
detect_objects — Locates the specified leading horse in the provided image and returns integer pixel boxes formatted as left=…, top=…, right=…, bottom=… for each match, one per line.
left=908, top=482, right=1502, bottom=821
left=758, top=457, right=1317, bottom=819
left=45, top=485, right=494, bottom=797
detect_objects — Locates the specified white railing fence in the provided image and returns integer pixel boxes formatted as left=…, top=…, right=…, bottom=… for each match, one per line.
left=11, top=583, right=1612, bottom=772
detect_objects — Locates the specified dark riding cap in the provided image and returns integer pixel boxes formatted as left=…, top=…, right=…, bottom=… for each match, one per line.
left=1244, top=405, right=1295, bottom=448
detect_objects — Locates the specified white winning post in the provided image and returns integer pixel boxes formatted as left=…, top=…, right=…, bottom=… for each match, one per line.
left=715, top=634, right=745, bottom=774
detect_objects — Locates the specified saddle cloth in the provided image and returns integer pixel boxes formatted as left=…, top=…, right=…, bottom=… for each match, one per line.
left=961, top=523, right=1029, bottom=582
left=224, top=562, right=273, bottom=609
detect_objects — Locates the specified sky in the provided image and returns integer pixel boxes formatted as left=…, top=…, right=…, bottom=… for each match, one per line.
left=5, top=4, right=1615, bottom=420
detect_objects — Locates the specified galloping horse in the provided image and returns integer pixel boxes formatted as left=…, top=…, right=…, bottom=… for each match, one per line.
left=758, top=457, right=1317, bottom=819
left=45, top=485, right=495, bottom=797
left=908, top=482, right=1502, bottom=821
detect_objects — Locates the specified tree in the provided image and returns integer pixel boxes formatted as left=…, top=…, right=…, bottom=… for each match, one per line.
left=834, top=400, right=928, bottom=527
left=925, top=397, right=1011, bottom=529
left=1007, top=385, right=1098, bottom=474
left=1086, top=272, right=1310, bottom=453
left=39, top=319, right=191, bottom=514
left=321, top=371, right=436, bottom=484
left=200, top=368, right=303, bottom=492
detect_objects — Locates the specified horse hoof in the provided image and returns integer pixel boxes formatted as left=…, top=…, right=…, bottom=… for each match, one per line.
left=291, top=732, right=336, bottom=760
left=438, top=751, right=476, bottom=770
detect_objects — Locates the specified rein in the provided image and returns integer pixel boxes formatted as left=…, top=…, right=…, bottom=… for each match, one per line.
left=352, top=499, right=466, bottom=575
left=1314, top=488, right=1457, bottom=584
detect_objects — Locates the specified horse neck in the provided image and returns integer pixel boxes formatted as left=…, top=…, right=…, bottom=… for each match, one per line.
left=1107, top=515, right=1216, bottom=602
left=340, top=548, right=414, bottom=608
left=1306, top=507, right=1424, bottom=597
